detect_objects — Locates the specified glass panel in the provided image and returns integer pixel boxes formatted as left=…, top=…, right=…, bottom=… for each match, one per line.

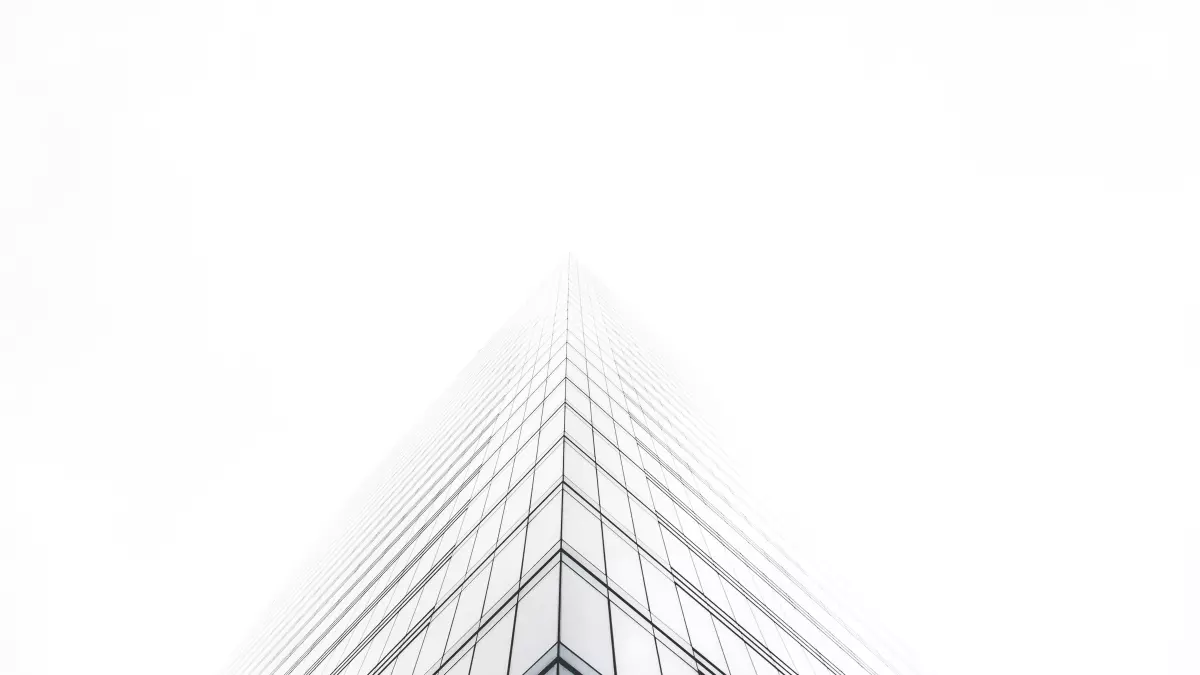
left=538, top=407, right=565, bottom=457
left=565, top=408, right=594, bottom=456
left=615, top=427, right=639, bottom=461
left=748, top=647, right=784, bottom=675
left=640, top=561, right=687, bottom=640
left=411, top=565, right=449, bottom=622
left=611, top=603, right=660, bottom=675
left=593, top=433, right=623, bottom=480
left=647, top=484, right=678, bottom=524
left=602, top=526, right=646, bottom=609
left=655, top=641, right=698, bottom=675
left=519, top=410, right=541, bottom=447
left=511, top=437, right=538, bottom=486
left=678, top=592, right=727, bottom=672
left=722, top=579, right=761, bottom=642
left=485, top=530, right=527, bottom=611
left=441, top=535, right=477, bottom=592
left=621, top=456, right=651, bottom=504
left=469, top=607, right=515, bottom=675
left=383, top=627, right=425, bottom=675
left=442, top=646, right=473, bottom=675
left=470, top=509, right=504, bottom=568
left=501, top=474, right=534, bottom=535
left=628, top=500, right=666, bottom=562
left=413, top=598, right=457, bottom=675
left=714, top=620, right=756, bottom=675
left=523, top=493, right=562, bottom=574
left=692, top=557, right=731, bottom=614
left=782, top=634, right=819, bottom=675
left=544, top=381, right=567, bottom=413
left=508, top=566, right=561, bottom=674
left=592, top=406, right=617, bottom=444
left=598, top=474, right=634, bottom=535
left=562, top=495, right=604, bottom=573
left=447, top=564, right=491, bottom=649
left=566, top=360, right=587, bottom=390
left=750, top=604, right=794, bottom=669
left=532, top=442, right=564, bottom=499
left=560, top=566, right=614, bottom=675
left=661, top=530, right=698, bottom=586
left=566, top=379, right=590, bottom=417
left=564, top=445, right=598, bottom=505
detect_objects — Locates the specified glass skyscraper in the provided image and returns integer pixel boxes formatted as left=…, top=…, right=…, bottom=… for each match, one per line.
left=229, top=260, right=911, bottom=675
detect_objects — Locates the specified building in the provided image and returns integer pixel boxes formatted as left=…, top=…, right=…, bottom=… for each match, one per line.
left=229, top=259, right=910, bottom=675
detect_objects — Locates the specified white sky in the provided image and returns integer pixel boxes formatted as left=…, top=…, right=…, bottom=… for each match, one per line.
left=1, top=1, right=1197, bottom=675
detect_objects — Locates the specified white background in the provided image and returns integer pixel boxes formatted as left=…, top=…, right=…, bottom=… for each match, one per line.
left=1, top=1, right=1197, bottom=674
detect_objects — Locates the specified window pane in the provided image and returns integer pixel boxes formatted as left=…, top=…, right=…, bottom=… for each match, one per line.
left=469, top=608, right=515, bottom=675
left=442, top=534, right=477, bottom=592
left=511, top=436, right=538, bottom=485
left=447, top=564, right=491, bottom=649
left=602, top=526, right=646, bottom=609
left=598, top=474, right=634, bottom=535
left=509, top=566, right=561, bottom=674
left=532, top=442, right=564, bottom=499
left=383, top=627, right=425, bottom=675
left=593, top=433, right=623, bottom=480
left=714, top=620, right=756, bottom=675
left=470, top=509, right=504, bottom=568
left=564, top=446, right=599, bottom=507
left=611, top=604, right=660, bottom=675
left=661, top=530, right=698, bottom=586
left=485, top=529, right=527, bottom=611
left=748, top=646, right=784, bottom=675
left=411, top=564, right=449, bottom=621
left=561, top=567, right=614, bottom=675
left=692, top=557, right=731, bottom=615
left=442, top=646, right=473, bottom=675
left=621, top=456, right=651, bottom=503
left=628, top=500, right=666, bottom=562
left=592, top=406, right=617, bottom=446
left=656, top=641, right=698, bottom=675
left=413, top=598, right=457, bottom=675
left=544, top=381, right=567, bottom=414
left=523, top=493, right=562, bottom=574
left=562, top=495, right=604, bottom=574
left=565, top=408, right=594, bottom=456
left=566, top=379, right=589, bottom=417
left=679, top=592, right=727, bottom=672
left=641, top=561, right=687, bottom=640
left=501, top=474, right=534, bottom=535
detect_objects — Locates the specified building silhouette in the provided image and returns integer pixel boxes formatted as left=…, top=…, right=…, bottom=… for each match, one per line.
left=229, top=259, right=909, bottom=675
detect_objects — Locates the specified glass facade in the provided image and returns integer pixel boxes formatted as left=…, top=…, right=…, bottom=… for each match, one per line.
left=229, top=259, right=913, bottom=675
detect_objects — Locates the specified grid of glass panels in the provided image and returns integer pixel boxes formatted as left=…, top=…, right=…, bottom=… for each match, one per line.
left=228, top=260, right=915, bottom=675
